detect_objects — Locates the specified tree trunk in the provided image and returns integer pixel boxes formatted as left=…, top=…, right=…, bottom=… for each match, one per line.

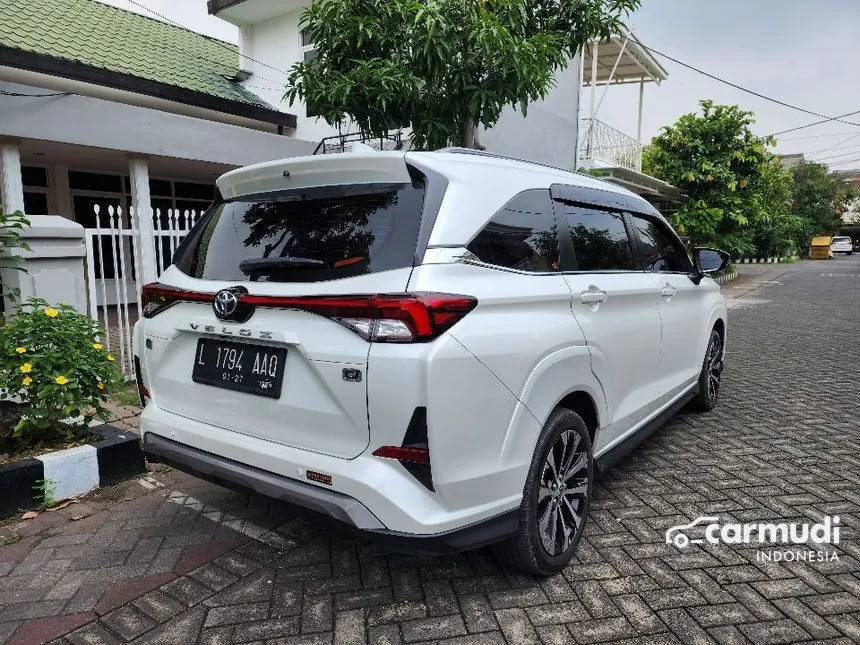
left=460, top=121, right=476, bottom=149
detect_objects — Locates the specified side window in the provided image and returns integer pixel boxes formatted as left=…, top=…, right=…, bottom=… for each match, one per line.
left=466, top=190, right=559, bottom=272
left=629, top=214, right=692, bottom=273
left=564, top=207, right=635, bottom=271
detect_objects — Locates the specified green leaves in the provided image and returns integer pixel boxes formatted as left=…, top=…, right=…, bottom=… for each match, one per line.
left=0, top=299, right=120, bottom=443
left=0, top=207, right=31, bottom=302
left=646, top=100, right=850, bottom=259
left=284, top=0, right=638, bottom=149
left=644, top=100, right=786, bottom=257
left=789, top=161, right=849, bottom=243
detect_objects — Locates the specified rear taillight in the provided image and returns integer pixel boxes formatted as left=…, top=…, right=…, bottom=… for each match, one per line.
left=241, top=293, right=477, bottom=342
left=140, top=283, right=211, bottom=318
left=139, top=285, right=476, bottom=342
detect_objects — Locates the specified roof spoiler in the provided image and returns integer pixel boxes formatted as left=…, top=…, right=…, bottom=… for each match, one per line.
left=216, top=151, right=411, bottom=199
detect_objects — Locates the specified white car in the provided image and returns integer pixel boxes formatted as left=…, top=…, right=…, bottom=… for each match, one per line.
left=134, top=149, right=728, bottom=575
left=831, top=236, right=854, bottom=255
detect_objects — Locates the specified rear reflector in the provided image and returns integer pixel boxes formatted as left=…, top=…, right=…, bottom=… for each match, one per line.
left=372, top=446, right=430, bottom=463
left=133, top=355, right=150, bottom=406
left=140, top=284, right=476, bottom=343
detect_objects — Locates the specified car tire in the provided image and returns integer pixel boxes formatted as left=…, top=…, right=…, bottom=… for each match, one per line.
left=492, top=408, right=593, bottom=575
left=690, top=328, right=724, bottom=411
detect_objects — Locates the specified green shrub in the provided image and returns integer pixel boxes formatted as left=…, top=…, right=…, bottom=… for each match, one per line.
left=0, top=207, right=31, bottom=302
left=0, top=299, right=119, bottom=441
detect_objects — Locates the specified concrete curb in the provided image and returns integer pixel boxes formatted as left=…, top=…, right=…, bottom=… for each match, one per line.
left=0, top=424, right=144, bottom=518
left=714, top=270, right=738, bottom=285
left=736, top=256, right=799, bottom=264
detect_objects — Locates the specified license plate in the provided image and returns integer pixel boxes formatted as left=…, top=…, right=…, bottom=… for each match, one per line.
left=192, top=339, right=286, bottom=398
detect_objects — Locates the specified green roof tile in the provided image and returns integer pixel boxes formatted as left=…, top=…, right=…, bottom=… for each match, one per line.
left=0, top=0, right=272, bottom=109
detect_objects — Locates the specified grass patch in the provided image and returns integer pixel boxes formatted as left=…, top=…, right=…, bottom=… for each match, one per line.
left=111, top=381, right=141, bottom=408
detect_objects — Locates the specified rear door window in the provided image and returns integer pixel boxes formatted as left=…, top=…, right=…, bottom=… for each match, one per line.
left=563, top=207, right=635, bottom=271
left=174, top=183, right=425, bottom=282
left=629, top=214, right=693, bottom=273
left=466, top=189, right=559, bottom=272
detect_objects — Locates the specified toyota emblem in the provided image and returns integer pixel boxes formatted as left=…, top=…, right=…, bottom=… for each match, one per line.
left=213, top=289, right=239, bottom=319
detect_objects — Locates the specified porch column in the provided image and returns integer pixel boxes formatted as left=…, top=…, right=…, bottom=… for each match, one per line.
left=128, top=156, right=158, bottom=284
left=0, top=140, right=25, bottom=214
left=588, top=42, right=598, bottom=158
left=637, top=78, right=645, bottom=143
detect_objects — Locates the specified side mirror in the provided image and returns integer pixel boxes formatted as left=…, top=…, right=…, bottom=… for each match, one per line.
left=693, top=247, right=730, bottom=275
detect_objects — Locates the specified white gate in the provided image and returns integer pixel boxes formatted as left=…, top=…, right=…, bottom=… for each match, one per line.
left=84, top=205, right=202, bottom=377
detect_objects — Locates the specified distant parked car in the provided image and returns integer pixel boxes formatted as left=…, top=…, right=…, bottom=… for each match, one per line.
left=831, top=236, right=853, bottom=255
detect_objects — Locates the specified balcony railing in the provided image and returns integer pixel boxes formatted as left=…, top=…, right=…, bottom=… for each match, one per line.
left=579, top=118, right=642, bottom=173
left=314, top=129, right=405, bottom=155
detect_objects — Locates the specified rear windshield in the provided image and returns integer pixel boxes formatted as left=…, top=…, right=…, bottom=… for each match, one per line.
left=833, top=237, right=850, bottom=242
left=174, top=182, right=425, bottom=282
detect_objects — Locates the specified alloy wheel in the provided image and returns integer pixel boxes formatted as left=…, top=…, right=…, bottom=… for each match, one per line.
left=707, top=334, right=723, bottom=400
left=537, top=430, right=589, bottom=556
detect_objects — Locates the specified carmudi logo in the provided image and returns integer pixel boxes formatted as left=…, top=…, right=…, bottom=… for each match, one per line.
left=665, top=515, right=842, bottom=562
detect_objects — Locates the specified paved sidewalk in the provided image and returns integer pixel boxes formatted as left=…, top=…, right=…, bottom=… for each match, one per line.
left=1, top=257, right=858, bottom=645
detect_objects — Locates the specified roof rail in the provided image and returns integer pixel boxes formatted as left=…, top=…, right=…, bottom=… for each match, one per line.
left=439, top=147, right=594, bottom=179
left=439, top=147, right=647, bottom=196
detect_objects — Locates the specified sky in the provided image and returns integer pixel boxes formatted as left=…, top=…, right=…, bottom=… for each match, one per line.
left=100, top=0, right=860, bottom=170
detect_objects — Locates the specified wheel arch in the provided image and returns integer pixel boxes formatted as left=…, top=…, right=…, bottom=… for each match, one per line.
left=713, top=317, right=725, bottom=341
left=501, top=345, right=607, bottom=466
left=556, top=391, right=599, bottom=444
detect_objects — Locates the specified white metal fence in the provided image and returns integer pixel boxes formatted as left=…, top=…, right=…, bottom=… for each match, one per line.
left=84, top=204, right=202, bottom=377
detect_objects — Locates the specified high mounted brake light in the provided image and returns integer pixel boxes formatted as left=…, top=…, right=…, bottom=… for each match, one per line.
left=140, top=284, right=477, bottom=343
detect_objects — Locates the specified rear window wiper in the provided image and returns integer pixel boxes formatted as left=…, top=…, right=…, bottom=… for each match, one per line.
left=239, top=257, right=326, bottom=276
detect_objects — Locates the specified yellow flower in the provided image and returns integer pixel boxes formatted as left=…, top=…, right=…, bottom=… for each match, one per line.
left=44, top=308, right=59, bottom=318
left=97, top=382, right=105, bottom=390
left=20, top=363, right=32, bottom=374
left=92, top=343, right=104, bottom=351
left=106, top=355, right=115, bottom=362
left=55, top=375, right=69, bottom=385
left=22, top=376, right=32, bottom=386
left=15, top=347, right=26, bottom=354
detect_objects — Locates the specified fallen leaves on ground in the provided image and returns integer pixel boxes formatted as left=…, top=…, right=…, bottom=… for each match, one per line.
left=45, top=499, right=77, bottom=512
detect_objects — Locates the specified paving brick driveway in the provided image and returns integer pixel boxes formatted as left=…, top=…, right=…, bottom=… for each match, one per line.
left=1, top=258, right=859, bottom=645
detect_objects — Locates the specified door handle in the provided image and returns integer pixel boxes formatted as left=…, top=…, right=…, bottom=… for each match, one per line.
left=580, top=289, right=608, bottom=304
left=661, top=284, right=677, bottom=298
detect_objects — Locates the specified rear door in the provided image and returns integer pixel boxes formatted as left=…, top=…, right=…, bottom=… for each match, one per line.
left=554, top=199, right=663, bottom=449
left=141, top=157, right=427, bottom=459
left=627, top=213, right=707, bottom=398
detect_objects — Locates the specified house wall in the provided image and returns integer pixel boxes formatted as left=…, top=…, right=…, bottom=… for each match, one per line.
left=235, top=6, right=583, bottom=166
left=237, top=7, right=350, bottom=145
left=0, top=78, right=316, bottom=168
left=480, top=59, right=582, bottom=170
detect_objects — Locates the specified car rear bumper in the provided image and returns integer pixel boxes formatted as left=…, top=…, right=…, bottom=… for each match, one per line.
left=142, top=432, right=518, bottom=553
